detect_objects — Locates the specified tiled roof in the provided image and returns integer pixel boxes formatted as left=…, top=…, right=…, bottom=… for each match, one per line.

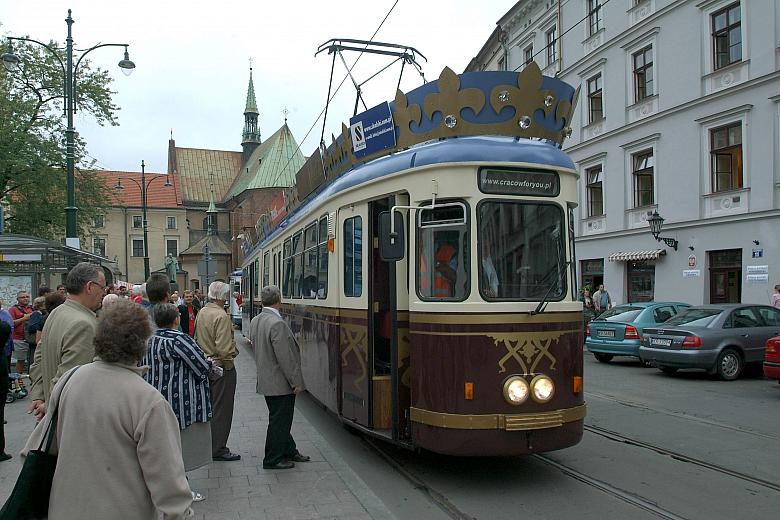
left=94, top=170, right=183, bottom=208
left=225, top=124, right=303, bottom=199
left=173, top=147, right=243, bottom=204
left=180, top=234, right=232, bottom=256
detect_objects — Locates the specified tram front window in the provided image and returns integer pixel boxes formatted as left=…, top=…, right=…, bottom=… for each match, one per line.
left=417, top=202, right=469, bottom=301
left=478, top=201, right=566, bottom=301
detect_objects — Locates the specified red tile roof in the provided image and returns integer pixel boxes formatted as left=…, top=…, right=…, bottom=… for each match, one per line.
left=94, top=170, right=183, bottom=208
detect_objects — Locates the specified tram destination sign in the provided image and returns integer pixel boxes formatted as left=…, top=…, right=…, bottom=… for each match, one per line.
left=349, top=102, right=396, bottom=159
left=478, top=168, right=560, bottom=197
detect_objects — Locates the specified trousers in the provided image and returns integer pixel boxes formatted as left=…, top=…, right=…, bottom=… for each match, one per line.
left=263, top=394, right=297, bottom=466
left=209, top=367, right=237, bottom=457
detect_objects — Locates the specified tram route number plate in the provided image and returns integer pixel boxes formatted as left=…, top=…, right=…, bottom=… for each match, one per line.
left=596, top=330, right=615, bottom=338
left=649, top=337, right=672, bottom=347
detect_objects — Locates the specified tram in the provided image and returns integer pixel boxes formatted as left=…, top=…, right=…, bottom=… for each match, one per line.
left=242, top=63, right=585, bottom=456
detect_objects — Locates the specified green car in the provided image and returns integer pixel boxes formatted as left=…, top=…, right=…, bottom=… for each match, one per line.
left=585, top=302, right=690, bottom=362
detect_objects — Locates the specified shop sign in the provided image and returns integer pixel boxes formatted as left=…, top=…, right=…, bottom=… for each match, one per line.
left=682, top=269, right=700, bottom=278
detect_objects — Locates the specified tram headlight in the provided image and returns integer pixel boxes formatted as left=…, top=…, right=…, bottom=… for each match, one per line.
left=530, top=375, right=555, bottom=403
left=502, top=376, right=529, bottom=405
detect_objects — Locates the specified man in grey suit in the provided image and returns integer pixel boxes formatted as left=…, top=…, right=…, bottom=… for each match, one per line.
left=250, top=285, right=310, bottom=470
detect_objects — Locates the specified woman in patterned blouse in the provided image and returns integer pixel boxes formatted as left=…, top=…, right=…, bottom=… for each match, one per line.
left=143, top=303, right=213, bottom=502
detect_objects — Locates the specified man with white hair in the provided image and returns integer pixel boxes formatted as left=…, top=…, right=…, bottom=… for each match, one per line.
left=195, top=281, right=240, bottom=461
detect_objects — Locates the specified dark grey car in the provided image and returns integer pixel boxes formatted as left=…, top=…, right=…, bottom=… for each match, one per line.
left=639, top=304, right=780, bottom=380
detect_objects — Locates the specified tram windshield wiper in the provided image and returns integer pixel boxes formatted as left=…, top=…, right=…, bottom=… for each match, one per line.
left=530, top=261, right=569, bottom=315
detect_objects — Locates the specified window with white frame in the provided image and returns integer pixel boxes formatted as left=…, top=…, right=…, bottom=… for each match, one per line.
left=588, top=0, right=603, bottom=36
left=712, top=2, right=741, bottom=70
left=524, top=44, right=533, bottom=66
left=94, top=214, right=104, bottom=228
left=586, top=165, right=604, bottom=217
left=632, top=150, right=654, bottom=207
left=166, top=216, right=177, bottom=230
left=132, top=239, right=144, bottom=257
left=710, top=122, right=742, bottom=192
left=587, top=74, right=604, bottom=123
left=632, top=45, right=653, bottom=102
left=132, top=215, right=142, bottom=228
left=93, top=237, right=106, bottom=257
left=546, top=26, right=557, bottom=65
left=166, top=239, right=179, bottom=257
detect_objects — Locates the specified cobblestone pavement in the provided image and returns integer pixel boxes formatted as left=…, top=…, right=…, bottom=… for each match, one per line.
left=0, top=332, right=395, bottom=520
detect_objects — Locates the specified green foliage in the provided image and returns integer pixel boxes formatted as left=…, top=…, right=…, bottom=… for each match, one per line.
left=0, top=34, right=119, bottom=240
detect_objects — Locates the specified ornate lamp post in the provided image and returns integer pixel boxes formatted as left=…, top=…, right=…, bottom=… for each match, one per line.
left=647, top=211, right=678, bottom=251
left=115, top=161, right=172, bottom=280
left=1, top=9, right=135, bottom=249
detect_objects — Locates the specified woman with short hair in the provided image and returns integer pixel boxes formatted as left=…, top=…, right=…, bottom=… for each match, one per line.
left=144, top=303, right=213, bottom=502
left=21, top=299, right=193, bottom=519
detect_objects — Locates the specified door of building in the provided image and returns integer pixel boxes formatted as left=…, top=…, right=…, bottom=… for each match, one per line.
left=627, top=261, right=654, bottom=302
left=709, top=249, right=742, bottom=303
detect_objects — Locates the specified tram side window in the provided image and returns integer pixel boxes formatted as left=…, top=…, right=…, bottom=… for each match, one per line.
left=302, top=223, right=318, bottom=298
left=282, top=238, right=293, bottom=298
left=417, top=202, right=469, bottom=301
left=318, top=216, right=328, bottom=298
left=344, top=216, right=363, bottom=297
left=262, top=252, right=270, bottom=287
left=477, top=201, right=566, bottom=301
left=292, top=231, right=304, bottom=298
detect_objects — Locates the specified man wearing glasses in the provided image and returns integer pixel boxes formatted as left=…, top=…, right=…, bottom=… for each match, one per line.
left=29, top=263, right=105, bottom=421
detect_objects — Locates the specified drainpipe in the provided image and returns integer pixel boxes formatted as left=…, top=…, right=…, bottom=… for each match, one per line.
left=557, top=0, right=563, bottom=76
left=123, top=206, right=129, bottom=279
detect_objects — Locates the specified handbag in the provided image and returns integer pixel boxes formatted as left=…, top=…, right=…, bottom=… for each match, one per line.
left=0, top=367, right=79, bottom=520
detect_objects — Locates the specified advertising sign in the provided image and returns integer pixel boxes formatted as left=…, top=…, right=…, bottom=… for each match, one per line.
left=349, top=102, right=395, bottom=159
left=478, top=168, right=560, bottom=197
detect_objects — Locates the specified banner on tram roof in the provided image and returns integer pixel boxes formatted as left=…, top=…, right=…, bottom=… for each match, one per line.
left=349, top=101, right=395, bottom=159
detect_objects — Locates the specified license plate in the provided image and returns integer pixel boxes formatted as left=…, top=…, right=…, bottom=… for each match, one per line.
left=596, top=330, right=615, bottom=338
left=649, top=337, right=672, bottom=347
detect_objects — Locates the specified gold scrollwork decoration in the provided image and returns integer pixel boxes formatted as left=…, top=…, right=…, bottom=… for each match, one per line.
left=340, top=323, right=368, bottom=390
left=488, top=331, right=568, bottom=374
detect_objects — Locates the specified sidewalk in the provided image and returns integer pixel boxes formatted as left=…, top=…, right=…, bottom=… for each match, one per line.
left=0, top=332, right=395, bottom=520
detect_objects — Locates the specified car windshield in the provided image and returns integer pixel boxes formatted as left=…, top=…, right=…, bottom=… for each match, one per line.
left=663, top=308, right=721, bottom=327
left=596, top=306, right=643, bottom=322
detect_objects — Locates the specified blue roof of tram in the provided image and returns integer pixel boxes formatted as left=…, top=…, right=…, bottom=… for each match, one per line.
left=253, top=136, right=575, bottom=253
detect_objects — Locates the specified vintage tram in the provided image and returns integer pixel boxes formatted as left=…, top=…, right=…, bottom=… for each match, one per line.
left=242, top=63, right=585, bottom=456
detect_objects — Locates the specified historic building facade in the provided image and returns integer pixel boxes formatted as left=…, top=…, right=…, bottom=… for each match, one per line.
left=467, top=0, right=780, bottom=305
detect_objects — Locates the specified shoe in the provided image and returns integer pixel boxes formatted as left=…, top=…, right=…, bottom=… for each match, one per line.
left=0, top=453, right=12, bottom=462
left=262, top=460, right=295, bottom=470
left=191, top=491, right=206, bottom=502
left=286, top=452, right=311, bottom=463
left=212, top=452, right=241, bottom=462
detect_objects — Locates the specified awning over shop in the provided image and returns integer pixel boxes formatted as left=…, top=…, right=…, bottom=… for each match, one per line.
left=608, top=249, right=666, bottom=262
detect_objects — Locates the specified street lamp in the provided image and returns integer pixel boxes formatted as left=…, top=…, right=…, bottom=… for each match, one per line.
left=647, top=211, right=678, bottom=251
left=115, top=160, right=172, bottom=280
left=1, top=9, right=135, bottom=249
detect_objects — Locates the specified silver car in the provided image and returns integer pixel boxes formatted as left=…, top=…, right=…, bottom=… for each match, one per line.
left=639, top=304, right=780, bottom=380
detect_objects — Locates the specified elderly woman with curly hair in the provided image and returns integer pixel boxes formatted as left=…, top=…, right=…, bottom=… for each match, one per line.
left=144, top=303, right=213, bottom=502
left=22, top=300, right=193, bottom=519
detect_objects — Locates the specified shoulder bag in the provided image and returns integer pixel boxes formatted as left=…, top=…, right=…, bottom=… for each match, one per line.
left=0, top=367, right=79, bottom=520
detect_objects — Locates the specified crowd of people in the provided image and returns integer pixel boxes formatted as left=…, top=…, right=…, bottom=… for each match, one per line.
left=0, top=262, right=308, bottom=519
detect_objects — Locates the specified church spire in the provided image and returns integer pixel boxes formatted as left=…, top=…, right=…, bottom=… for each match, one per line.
left=242, top=61, right=262, bottom=164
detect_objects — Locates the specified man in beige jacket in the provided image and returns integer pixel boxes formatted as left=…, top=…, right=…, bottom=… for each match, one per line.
left=29, top=262, right=105, bottom=420
left=195, top=281, right=240, bottom=461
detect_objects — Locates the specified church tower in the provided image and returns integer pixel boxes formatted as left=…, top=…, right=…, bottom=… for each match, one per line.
left=241, top=65, right=261, bottom=164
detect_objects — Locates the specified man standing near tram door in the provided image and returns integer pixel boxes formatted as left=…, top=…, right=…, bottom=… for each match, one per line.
left=250, top=285, right=309, bottom=470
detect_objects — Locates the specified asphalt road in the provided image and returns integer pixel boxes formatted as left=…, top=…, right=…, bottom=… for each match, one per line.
left=297, top=354, right=780, bottom=520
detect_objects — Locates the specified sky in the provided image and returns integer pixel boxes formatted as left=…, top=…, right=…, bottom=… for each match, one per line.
left=1, top=0, right=510, bottom=174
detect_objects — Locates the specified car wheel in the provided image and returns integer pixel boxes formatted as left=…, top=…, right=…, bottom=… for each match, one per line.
left=593, top=353, right=613, bottom=363
left=659, top=366, right=678, bottom=375
left=715, top=348, right=743, bottom=381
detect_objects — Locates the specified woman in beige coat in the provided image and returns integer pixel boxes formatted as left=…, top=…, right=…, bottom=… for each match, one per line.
left=22, top=300, right=193, bottom=519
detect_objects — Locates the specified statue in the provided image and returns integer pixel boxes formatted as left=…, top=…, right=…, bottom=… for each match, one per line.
left=164, top=254, right=179, bottom=283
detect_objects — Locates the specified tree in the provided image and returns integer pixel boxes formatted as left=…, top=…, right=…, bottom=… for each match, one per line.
left=0, top=33, right=119, bottom=240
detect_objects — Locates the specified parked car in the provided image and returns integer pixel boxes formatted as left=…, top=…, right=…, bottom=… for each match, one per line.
left=639, top=304, right=780, bottom=380
left=585, top=302, right=690, bottom=363
left=764, top=335, right=780, bottom=382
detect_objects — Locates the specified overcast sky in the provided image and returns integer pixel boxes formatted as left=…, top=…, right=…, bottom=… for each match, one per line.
left=2, top=0, right=509, bottom=174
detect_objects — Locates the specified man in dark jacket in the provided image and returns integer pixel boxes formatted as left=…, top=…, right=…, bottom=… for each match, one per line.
left=249, top=284, right=308, bottom=470
left=178, top=290, right=198, bottom=337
